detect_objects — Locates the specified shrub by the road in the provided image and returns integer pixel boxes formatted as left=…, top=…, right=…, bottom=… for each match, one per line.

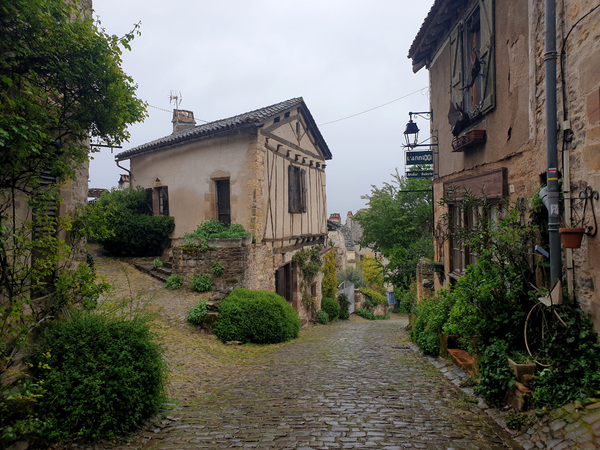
left=214, top=288, right=300, bottom=344
left=321, top=297, right=340, bottom=321
left=30, top=313, right=166, bottom=441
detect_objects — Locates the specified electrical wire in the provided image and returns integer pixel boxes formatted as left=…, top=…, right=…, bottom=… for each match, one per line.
left=318, top=86, right=429, bottom=126
left=146, top=85, right=430, bottom=127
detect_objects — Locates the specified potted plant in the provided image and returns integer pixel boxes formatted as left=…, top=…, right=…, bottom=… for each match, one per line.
left=559, top=226, right=585, bottom=248
left=507, top=352, right=536, bottom=386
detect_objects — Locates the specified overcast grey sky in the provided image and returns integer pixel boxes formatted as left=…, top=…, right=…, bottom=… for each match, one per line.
left=89, top=0, right=434, bottom=216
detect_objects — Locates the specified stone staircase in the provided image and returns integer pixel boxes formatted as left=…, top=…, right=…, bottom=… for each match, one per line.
left=131, top=258, right=173, bottom=283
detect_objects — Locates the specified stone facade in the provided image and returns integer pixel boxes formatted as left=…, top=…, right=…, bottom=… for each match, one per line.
left=116, top=99, right=332, bottom=320
left=409, top=0, right=600, bottom=331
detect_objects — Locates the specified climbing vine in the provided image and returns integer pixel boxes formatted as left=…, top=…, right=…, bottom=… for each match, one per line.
left=293, top=247, right=322, bottom=314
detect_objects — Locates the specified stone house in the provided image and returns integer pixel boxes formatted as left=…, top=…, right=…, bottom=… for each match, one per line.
left=115, top=98, right=333, bottom=321
left=408, top=0, right=600, bottom=331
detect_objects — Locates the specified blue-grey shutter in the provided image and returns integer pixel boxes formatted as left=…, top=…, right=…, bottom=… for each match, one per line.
left=450, top=23, right=464, bottom=110
left=479, top=0, right=495, bottom=114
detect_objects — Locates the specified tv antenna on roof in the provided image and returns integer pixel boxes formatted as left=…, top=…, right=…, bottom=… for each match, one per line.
left=169, top=90, right=182, bottom=111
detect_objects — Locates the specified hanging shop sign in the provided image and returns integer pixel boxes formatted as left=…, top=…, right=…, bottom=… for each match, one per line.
left=406, top=170, right=434, bottom=179
left=405, top=150, right=433, bottom=165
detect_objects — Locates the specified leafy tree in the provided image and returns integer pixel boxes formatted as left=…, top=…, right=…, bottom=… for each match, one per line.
left=354, top=169, right=433, bottom=289
left=321, top=248, right=337, bottom=299
left=0, top=0, right=145, bottom=384
left=359, top=254, right=385, bottom=293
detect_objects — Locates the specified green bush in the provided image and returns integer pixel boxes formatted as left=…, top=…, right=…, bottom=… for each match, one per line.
left=475, top=339, right=514, bottom=407
left=184, top=220, right=250, bottom=246
left=337, top=293, right=350, bottom=320
left=411, top=291, right=454, bottom=356
left=91, top=188, right=174, bottom=257
left=30, top=313, right=166, bottom=442
left=317, top=310, right=329, bottom=324
left=191, top=274, right=212, bottom=293
left=321, top=297, right=340, bottom=321
left=187, top=300, right=208, bottom=326
left=356, top=308, right=374, bottom=320
left=532, top=302, right=600, bottom=408
left=394, top=284, right=416, bottom=314
left=358, top=287, right=387, bottom=307
left=164, top=274, right=183, bottom=290
left=214, top=288, right=300, bottom=344
left=152, top=258, right=163, bottom=269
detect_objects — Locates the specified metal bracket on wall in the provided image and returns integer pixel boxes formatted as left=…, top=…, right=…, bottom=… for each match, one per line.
left=580, top=186, right=599, bottom=237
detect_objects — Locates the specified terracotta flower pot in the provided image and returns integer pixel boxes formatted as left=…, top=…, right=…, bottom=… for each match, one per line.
left=559, top=227, right=585, bottom=249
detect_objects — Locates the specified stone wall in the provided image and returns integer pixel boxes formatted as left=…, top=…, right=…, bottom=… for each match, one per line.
left=172, top=237, right=274, bottom=294
left=353, top=290, right=389, bottom=316
left=416, top=258, right=435, bottom=303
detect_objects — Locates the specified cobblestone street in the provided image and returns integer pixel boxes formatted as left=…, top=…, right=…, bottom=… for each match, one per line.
left=97, top=256, right=518, bottom=449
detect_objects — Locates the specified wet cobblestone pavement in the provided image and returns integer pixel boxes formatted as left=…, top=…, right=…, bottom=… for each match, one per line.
left=96, top=256, right=519, bottom=449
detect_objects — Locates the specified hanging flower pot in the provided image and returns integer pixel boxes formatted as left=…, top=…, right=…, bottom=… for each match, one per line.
left=559, top=227, right=586, bottom=248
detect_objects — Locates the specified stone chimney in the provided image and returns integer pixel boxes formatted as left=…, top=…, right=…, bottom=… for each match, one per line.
left=329, top=213, right=341, bottom=223
left=172, top=109, right=196, bottom=134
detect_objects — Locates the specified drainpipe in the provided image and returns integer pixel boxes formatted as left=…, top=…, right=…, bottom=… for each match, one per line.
left=545, top=0, right=561, bottom=284
left=115, top=160, right=133, bottom=188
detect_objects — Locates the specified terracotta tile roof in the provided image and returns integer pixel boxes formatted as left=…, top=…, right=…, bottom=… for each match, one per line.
left=116, top=97, right=332, bottom=161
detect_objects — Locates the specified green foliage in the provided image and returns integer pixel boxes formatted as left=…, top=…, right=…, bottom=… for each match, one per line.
left=358, top=287, right=387, bottom=307
left=214, top=288, right=300, bottom=344
left=475, top=339, right=514, bottom=407
left=354, top=170, right=433, bottom=288
left=187, top=300, right=208, bottom=327
left=293, top=247, right=322, bottom=316
left=355, top=308, right=390, bottom=320
left=321, top=297, right=340, bottom=321
left=152, top=259, right=163, bottom=269
left=532, top=302, right=600, bottom=409
left=337, top=294, right=351, bottom=320
left=211, top=260, right=225, bottom=277
left=394, top=283, right=417, bottom=314
left=0, top=0, right=145, bottom=375
left=164, top=274, right=183, bottom=290
left=355, top=308, right=375, bottom=320
left=317, top=310, right=329, bottom=324
left=91, top=188, right=175, bottom=256
left=321, top=249, right=337, bottom=299
left=359, top=255, right=385, bottom=293
left=183, top=220, right=251, bottom=249
left=411, top=292, right=455, bottom=356
left=191, top=274, right=212, bottom=293
left=442, top=253, right=527, bottom=355
left=29, top=313, right=166, bottom=442
left=336, top=266, right=365, bottom=288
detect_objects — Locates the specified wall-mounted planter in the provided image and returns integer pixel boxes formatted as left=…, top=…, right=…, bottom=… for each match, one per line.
left=559, top=227, right=585, bottom=248
left=452, top=129, right=487, bottom=152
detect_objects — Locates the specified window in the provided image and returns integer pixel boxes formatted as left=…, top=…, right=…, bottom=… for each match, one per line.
left=158, top=186, right=169, bottom=216
left=450, top=0, right=495, bottom=133
left=215, top=179, right=231, bottom=226
left=288, top=165, right=306, bottom=214
left=145, top=186, right=170, bottom=216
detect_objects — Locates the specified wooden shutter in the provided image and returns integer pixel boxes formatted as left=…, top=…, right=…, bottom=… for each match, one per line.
left=159, top=186, right=169, bottom=216
left=479, top=0, right=495, bottom=114
left=450, top=23, right=464, bottom=110
left=300, top=169, right=307, bottom=213
left=145, top=188, right=153, bottom=214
